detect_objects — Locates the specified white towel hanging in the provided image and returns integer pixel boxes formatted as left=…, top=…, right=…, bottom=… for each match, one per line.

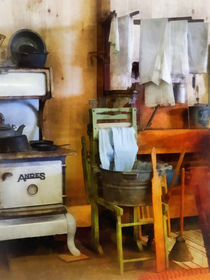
left=139, top=18, right=169, bottom=85
left=109, top=15, right=134, bottom=90
left=169, top=20, right=189, bottom=76
left=144, top=81, right=175, bottom=107
left=112, top=127, right=138, bottom=172
left=188, top=22, right=208, bottom=74
left=98, top=127, right=138, bottom=171
left=109, top=14, right=120, bottom=54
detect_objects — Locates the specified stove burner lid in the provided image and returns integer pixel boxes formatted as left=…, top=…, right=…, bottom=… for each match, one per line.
left=30, top=140, right=57, bottom=151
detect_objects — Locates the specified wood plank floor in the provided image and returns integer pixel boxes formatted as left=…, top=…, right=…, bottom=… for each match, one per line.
left=169, top=229, right=208, bottom=269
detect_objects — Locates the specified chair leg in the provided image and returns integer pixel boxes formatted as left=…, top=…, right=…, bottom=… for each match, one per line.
left=163, top=204, right=169, bottom=268
left=116, top=214, right=123, bottom=274
left=133, top=206, right=143, bottom=251
left=163, top=175, right=172, bottom=237
left=167, top=209, right=171, bottom=236
left=162, top=175, right=170, bottom=267
left=91, top=201, right=103, bottom=255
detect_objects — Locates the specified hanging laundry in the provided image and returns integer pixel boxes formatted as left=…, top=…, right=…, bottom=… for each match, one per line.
left=151, top=20, right=172, bottom=85
left=169, top=20, right=189, bottom=76
left=108, top=14, right=120, bottom=54
left=139, top=18, right=170, bottom=85
left=99, top=128, right=114, bottom=170
left=109, top=15, right=134, bottom=90
left=131, top=23, right=141, bottom=83
left=140, top=18, right=175, bottom=107
left=112, top=127, right=138, bottom=172
left=98, top=127, right=138, bottom=171
left=188, top=22, right=209, bottom=73
left=145, top=81, right=175, bottom=107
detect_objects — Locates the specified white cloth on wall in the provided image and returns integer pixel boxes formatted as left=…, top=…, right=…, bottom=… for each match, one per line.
left=151, top=20, right=172, bottom=85
left=188, top=22, right=209, bottom=74
left=108, top=14, right=120, bottom=54
left=139, top=18, right=169, bottom=85
left=140, top=18, right=174, bottom=107
left=133, top=23, right=140, bottom=62
left=112, top=127, right=138, bottom=171
left=99, top=128, right=114, bottom=170
left=169, top=20, right=189, bottom=75
left=144, top=81, right=175, bottom=107
left=110, top=15, right=134, bottom=90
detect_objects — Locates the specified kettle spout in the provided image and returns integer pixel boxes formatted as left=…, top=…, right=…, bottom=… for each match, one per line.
left=16, top=125, right=25, bottom=136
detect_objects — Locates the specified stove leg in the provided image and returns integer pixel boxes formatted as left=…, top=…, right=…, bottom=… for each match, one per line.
left=65, top=213, right=80, bottom=256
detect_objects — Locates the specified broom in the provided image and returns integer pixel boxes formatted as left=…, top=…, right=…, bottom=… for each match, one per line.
left=169, top=168, right=193, bottom=262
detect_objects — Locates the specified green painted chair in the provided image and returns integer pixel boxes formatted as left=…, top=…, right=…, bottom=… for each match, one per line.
left=81, top=107, right=169, bottom=274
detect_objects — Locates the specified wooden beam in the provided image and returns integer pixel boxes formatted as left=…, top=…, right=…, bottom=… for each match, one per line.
left=97, top=0, right=110, bottom=104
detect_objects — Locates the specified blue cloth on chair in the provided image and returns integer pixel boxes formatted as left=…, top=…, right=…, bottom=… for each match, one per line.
left=99, top=128, right=114, bottom=170
left=112, top=127, right=138, bottom=171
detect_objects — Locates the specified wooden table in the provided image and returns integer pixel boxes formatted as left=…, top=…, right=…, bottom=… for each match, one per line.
left=137, top=129, right=209, bottom=218
left=137, top=129, right=209, bottom=154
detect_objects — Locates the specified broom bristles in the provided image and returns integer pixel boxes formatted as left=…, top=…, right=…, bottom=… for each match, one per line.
left=169, top=235, right=193, bottom=262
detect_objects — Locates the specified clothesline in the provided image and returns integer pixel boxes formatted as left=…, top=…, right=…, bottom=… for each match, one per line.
left=109, top=10, right=205, bottom=24
left=133, top=17, right=204, bottom=25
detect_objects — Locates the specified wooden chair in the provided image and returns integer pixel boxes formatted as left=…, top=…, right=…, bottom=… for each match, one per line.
left=81, top=108, right=169, bottom=274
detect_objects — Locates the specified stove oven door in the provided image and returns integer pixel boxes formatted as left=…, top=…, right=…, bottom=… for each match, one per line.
left=0, top=160, right=63, bottom=209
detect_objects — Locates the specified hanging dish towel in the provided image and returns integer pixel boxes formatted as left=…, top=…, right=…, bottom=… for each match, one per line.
left=140, top=18, right=174, bottom=107
left=112, top=127, right=138, bottom=172
left=139, top=18, right=169, bottom=85
left=145, top=81, right=175, bottom=107
left=108, top=14, right=120, bottom=54
left=169, top=20, right=189, bottom=76
left=188, top=22, right=209, bottom=73
left=151, top=20, right=172, bottom=85
left=99, top=128, right=114, bottom=170
left=110, top=15, right=134, bottom=90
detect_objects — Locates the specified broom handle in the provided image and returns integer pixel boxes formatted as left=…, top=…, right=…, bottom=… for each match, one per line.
left=180, top=168, right=185, bottom=237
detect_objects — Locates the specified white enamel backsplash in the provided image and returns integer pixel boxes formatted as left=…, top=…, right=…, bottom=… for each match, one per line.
left=0, top=160, right=63, bottom=209
left=0, top=72, right=46, bottom=97
left=0, top=99, right=39, bottom=141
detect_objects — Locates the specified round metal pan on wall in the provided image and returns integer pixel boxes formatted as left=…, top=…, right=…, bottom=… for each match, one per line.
left=9, top=29, right=47, bottom=67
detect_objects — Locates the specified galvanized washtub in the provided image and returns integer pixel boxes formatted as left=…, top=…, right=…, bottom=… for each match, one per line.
left=99, top=161, right=171, bottom=207
left=98, top=161, right=154, bottom=206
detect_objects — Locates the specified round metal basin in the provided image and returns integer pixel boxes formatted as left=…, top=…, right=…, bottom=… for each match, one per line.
left=99, top=167, right=152, bottom=206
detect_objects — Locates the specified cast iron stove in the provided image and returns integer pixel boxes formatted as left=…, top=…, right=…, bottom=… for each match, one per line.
left=0, top=68, right=80, bottom=256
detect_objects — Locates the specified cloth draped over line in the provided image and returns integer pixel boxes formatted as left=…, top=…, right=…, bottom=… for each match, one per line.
left=139, top=18, right=171, bottom=85
left=140, top=18, right=175, bottom=107
left=109, top=15, right=134, bottom=90
left=140, top=19, right=192, bottom=107
left=108, top=15, right=208, bottom=107
left=169, top=20, right=189, bottom=76
left=145, top=82, right=175, bottom=108
left=188, top=22, right=209, bottom=74
left=108, top=14, right=120, bottom=54
left=99, top=127, right=138, bottom=172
